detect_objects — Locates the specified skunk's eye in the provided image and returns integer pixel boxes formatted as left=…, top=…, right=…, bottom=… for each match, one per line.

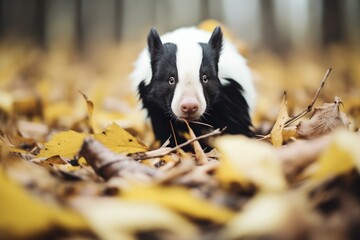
left=202, top=75, right=208, bottom=83
left=168, top=77, right=176, bottom=85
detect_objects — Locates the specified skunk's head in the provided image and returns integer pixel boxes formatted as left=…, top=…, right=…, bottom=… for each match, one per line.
left=139, top=27, right=223, bottom=121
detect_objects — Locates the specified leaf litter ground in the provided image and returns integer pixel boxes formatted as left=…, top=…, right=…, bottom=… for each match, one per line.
left=1, top=30, right=360, bottom=240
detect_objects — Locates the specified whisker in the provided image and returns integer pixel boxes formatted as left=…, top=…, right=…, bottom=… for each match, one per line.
left=189, top=120, right=214, bottom=128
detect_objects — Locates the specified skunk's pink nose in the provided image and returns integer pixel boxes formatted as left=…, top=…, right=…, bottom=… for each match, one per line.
left=180, top=99, right=199, bottom=114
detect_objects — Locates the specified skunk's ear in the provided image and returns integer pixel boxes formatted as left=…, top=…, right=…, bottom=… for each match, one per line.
left=147, top=27, right=163, bottom=57
left=208, top=26, right=223, bottom=60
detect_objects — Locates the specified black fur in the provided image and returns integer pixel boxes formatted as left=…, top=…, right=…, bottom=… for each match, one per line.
left=138, top=27, right=253, bottom=149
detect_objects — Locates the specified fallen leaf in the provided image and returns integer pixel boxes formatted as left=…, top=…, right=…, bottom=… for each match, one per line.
left=37, top=130, right=86, bottom=159
left=221, top=192, right=310, bottom=239
left=121, top=185, right=235, bottom=224
left=311, top=129, right=360, bottom=181
left=94, top=122, right=148, bottom=154
left=70, top=197, right=199, bottom=240
left=0, top=170, right=89, bottom=239
left=277, top=134, right=332, bottom=182
left=297, top=97, right=350, bottom=139
left=270, top=93, right=290, bottom=147
left=215, top=135, right=287, bottom=191
left=183, top=120, right=208, bottom=164
left=0, top=90, right=13, bottom=113
left=17, top=120, right=49, bottom=141
left=281, top=126, right=299, bottom=142
left=79, top=91, right=95, bottom=133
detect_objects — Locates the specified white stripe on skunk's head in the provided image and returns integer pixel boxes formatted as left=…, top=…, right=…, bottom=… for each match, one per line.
left=142, top=26, right=223, bottom=121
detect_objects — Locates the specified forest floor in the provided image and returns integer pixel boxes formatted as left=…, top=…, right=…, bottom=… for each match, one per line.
left=1, top=30, right=360, bottom=240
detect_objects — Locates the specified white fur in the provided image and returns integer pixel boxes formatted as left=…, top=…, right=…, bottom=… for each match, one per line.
left=171, top=41, right=206, bottom=118
left=130, top=27, right=256, bottom=114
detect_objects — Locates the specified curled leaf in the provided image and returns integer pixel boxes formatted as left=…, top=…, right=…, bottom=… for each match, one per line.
left=270, top=93, right=290, bottom=147
left=297, top=97, right=350, bottom=139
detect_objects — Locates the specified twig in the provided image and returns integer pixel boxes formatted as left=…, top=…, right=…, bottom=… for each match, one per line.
left=183, top=119, right=208, bottom=165
left=169, top=121, right=178, bottom=147
left=284, top=68, right=332, bottom=127
left=257, top=68, right=332, bottom=141
left=129, top=127, right=225, bottom=161
left=188, top=120, right=214, bottom=129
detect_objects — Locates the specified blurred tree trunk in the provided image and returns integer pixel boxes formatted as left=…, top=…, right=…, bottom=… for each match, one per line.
left=0, top=0, right=3, bottom=38
left=1, top=0, right=46, bottom=46
left=260, top=0, right=279, bottom=51
left=114, top=0, right=123, bottom=42
left=222, top=0, right=262, bottom=49
left=322, top=0, right=344, bottom=45
left=46, top=0, right=77, bottom=50
left=343, top=0, right=360, bottom=46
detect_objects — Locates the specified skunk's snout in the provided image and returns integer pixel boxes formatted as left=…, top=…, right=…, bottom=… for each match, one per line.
left=181, top=102, right=199, bottom=114
left=178, top=97, right=201, bottom=120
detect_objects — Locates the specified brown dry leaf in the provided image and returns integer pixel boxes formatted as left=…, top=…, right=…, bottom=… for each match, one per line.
left=184, top=120, right=208, bottom=164
left=34, top=155, right=68, bottom=173
left=270, top=93, right=290, bottom=147
left=94, top=122, right=148, bottom=154
left=12, top=91, right=43, bottom=118
left=297, top=97, right=350, bottom=139
left=3, top=133, right=38, bottom=154
left=215, top=135, right=287, bottom=191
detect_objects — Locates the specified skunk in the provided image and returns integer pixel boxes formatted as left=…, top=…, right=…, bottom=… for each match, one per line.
left=131, top=26, right=256, bottom=148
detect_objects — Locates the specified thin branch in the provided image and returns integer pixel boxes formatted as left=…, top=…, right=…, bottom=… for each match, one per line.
left=284, top=68, right=332, bottom=127
left=258, top=68, right=332, bottom=142
left=129, top=127, right=225, bottom=161
left=188, top=120, right=214, bottom=129
left=169, top=120, right=178, bottom=147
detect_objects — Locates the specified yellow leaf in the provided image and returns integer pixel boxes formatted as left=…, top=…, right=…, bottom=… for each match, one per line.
left=215, top=135, right=287, bottom=191
left=270, top=93, right=289, bottom=147
left=183, top=120, right=208, bottom=164
left=8, top=146, right=28, bottom=154
left=79, top=91, right=96, bottom=133
left=121, top=185, right=234, bottom=224
left=94, top=122, right=148, bottom=154
left=37, top=130, right=86, bottom=159
left=0, top=90, right=12, bottom=113
left=44, top=102, right=75, bottom=124
left=222, top=193, right=306, bottom=239
left=282, top=126, right=299, bottom=142
left=71, top=197, right=198, bottom=240
left=0, top=170, right=89, bottom=239
left=311, top=130, right=360, bottom=180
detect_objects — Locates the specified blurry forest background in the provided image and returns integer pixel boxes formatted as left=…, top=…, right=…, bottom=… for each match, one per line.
left=0, top=0, right=360, bottom=137
left=1, top=1, right=360, bottom=239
